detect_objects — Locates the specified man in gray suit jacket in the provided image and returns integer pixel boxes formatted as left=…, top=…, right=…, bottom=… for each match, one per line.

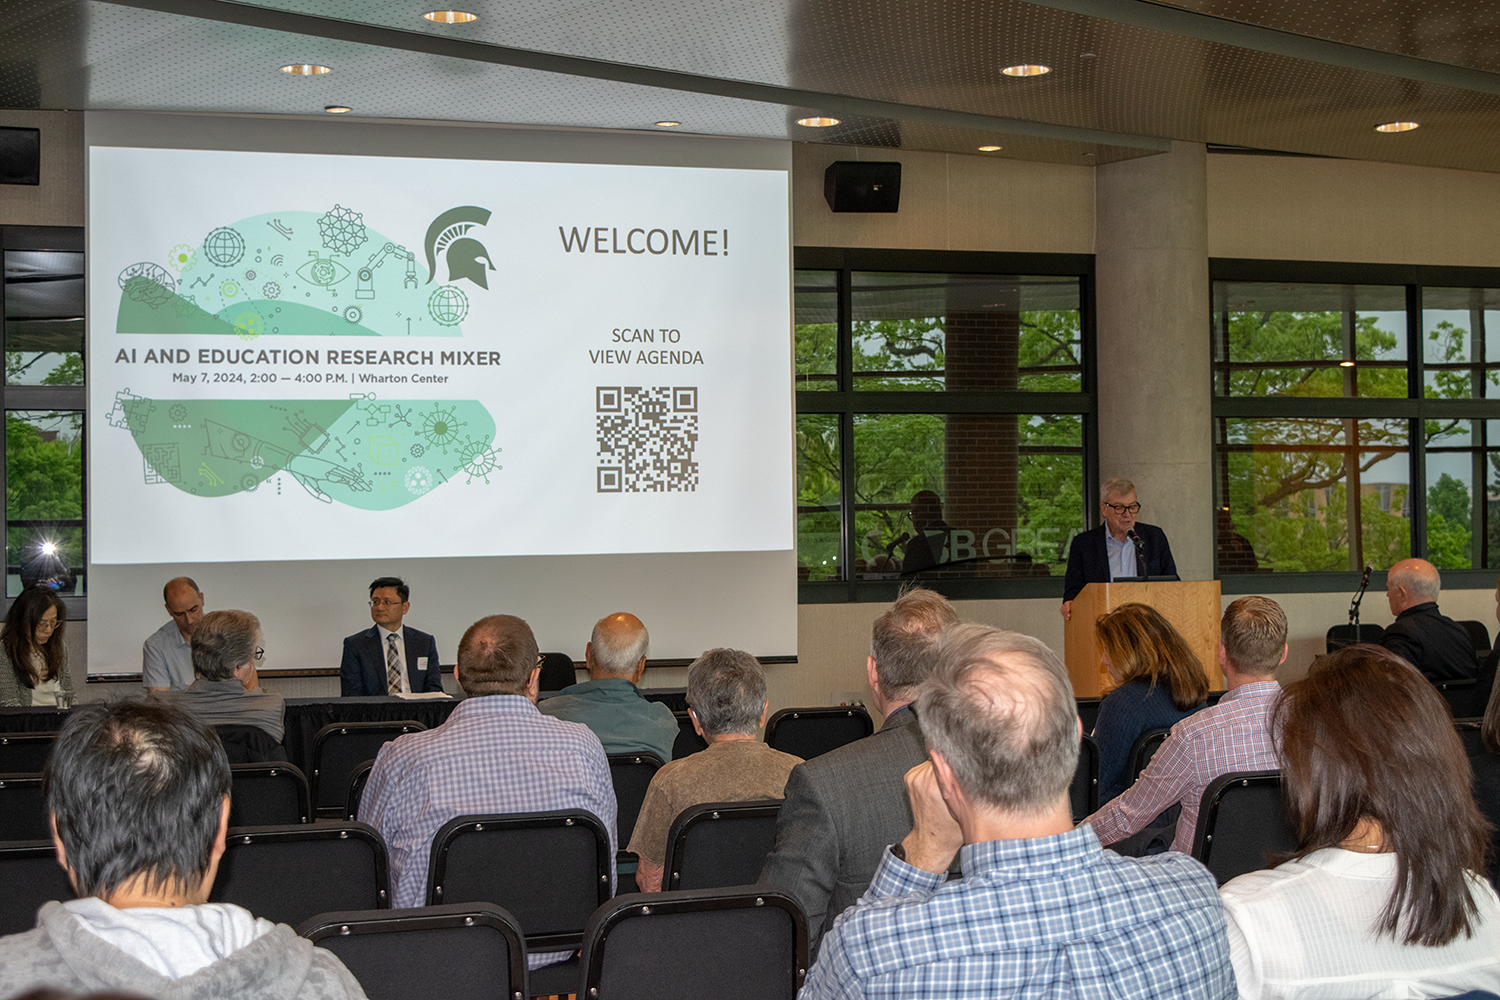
left=759, top=587, right=959, bottom=958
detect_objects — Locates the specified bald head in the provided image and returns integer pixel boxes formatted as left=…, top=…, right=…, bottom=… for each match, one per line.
left=587, top=612, right=649, bottom=681
left=163, top=577, right=205, bottom=640
left=1387, top=558, right=1442, bottom=616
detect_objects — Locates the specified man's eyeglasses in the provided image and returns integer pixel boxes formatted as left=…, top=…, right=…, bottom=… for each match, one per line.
left=1102, top=501, right=1141, bottom=514
left=369, top=599, right=404, bottom=608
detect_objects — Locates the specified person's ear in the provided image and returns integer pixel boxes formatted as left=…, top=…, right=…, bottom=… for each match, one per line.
left=1217, top=642, right=1228, bottom=667
left=688, top=707, right=706, bottom=738
left=1277, top=643, right=1288, bottom=667
left=758, top=700, right=769, bottom=730
left=525, top=665, right=542, bottom=703
left=865, top=655, right=880, bottom=697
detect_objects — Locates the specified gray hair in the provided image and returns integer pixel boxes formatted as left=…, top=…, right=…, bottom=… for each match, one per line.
left=686, top=648, right=767, bottom=737
left=591, top=615, right=650, bottom=677
left=918, top=623, right=1078, bottom=815
left=869, top=587, right=960, bottom=699
left=190, top=610, right=260, bottom=681
left=1390, top=559, right=1441, bottom=602
left=1101, top=477, right=1136, bottom=502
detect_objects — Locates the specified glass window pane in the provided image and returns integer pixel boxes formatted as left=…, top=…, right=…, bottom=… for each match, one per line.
left=1216, top=417, right=1409, bottom=573
left=795, top=270, right=837, bottom=392
left=852, top=412, right=1082, bottom=579
left=851, top=273, right=1081, bottom=392
left=1420, top=286, right=1500, bottom=400
left=1213, top=282, right=1407, bottom=398
left=6, top=409, right=85, bottom=596
left=1424, top=426, right=1476, bottom=570
left=4, top=251, right=84, bottom=386
left=797, top=414, right=841, bottom=580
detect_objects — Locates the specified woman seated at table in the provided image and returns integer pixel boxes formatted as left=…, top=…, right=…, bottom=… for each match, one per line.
left=1091, top=602, right=1208, bottom=805
left=1219, top=645, right=1500, bottom=999
left=0, top=585, right=72, bottom=707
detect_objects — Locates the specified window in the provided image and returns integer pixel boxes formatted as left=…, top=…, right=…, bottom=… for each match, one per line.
left=796, top=249, right=1095, bottom=600
left=1212, top=261, right=1500, bottom=586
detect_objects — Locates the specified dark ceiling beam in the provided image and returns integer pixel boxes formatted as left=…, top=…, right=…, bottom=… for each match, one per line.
left=99, top=0, right=1172, bottom=151
left=1027, top=0, right=1500, bottom=97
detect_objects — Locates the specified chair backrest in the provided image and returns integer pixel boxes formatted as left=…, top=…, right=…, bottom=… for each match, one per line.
left=1070, top=735, right=1098, bottom=822
left=537, top=651, right=577, bottom=694
left=310, top=721, right=425, bottom=817
left=763, top=707, right=873, bottom=760
left=426, top=809, right=612, bottom=951
left=345, top=758, right=377, bottom=821
left=210, top=822, right=390, bottom=926
left=0, top=773, right=49, bottom=841
left=665, top=799, right=782, bottom=891
left=580, top=888, right=807, bottom=1000
left=1075, top=697, right=1102, bottom=735
left=1458, top=619, right=1492, bottom=653
left=0, top=841, right=75, bottom=936
left=1190, top=770, right=1296, bottom=885
left=1127, top=727, right=1172, bottom=786
left=1326, top=623, right=1385, bottom=653
left=0, top=732, right=57, bottom=774
left=609, top=753, right=665, bottom=851
left=1455, top=719, right=1486, bottom=757
left=672, top=711, right=708, bottom=759
left=229, top=762, right=310, bottom=826
left=1434, top=678, right=1479, bottom=720
left=215, top=724, right=289, bottom=764
left=299, top=903, right=528, bottom=1000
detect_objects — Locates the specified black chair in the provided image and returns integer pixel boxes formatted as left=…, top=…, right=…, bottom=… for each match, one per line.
left=210, top=822, right=390, bottom=927
left=310, top=721, right=425, bottom=818
left=1070, top=735, right=1098, bottom=821
left=579, top=888, right=807, bottom=1000
left=764, top=707, right=873, bottom=760
left=0, top=841, right=75, bottom=936
left=215, top=724, right=289, bottom=764
left=672, top=711, right=708, bottom=759
left=427, top=809, right=612, bottom=996
left=609, top=753, right=665, bottom=855
left=299, top=902, right=528, bottom=1000
left=538, top=651, right=577, bottom=694
left=1075, top=697, right=1102, bottom=734
left=0, top=773, right=49, bottom=841
left=345, top=758, right=376, bottom=821
left=1190, top=770, right=1296, bottom=885
left=1455, top=719, right=1486, bottom=757
left=229, top=762, right=310, bottom=826
left=1126, top=727, right=1172, bottom=785
left=664, top=799, right=782, bottom=891
left=1458, top=619, right=1492, bottom=653
left=1434, top=678, right=1479, bottom=720
left=0, top=732, right=57, bottom=773
left=1326, top=624, right=1384, bottom=652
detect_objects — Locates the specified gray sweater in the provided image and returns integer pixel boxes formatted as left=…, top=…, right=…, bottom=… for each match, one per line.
left=0, top=901, right=367, bottom=1000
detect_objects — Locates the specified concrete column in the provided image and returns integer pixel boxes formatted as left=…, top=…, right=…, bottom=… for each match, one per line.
left=1094, top=141, right=1213, bottom=582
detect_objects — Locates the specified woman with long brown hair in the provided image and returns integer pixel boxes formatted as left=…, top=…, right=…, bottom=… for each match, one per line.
left=0, top=585, right=72, bottom=707
left=1219, top=645, right=1500, bottom=998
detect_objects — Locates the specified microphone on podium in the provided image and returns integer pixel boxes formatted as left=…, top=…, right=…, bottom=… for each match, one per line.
left=1126, top=528, right=1147, bottom=576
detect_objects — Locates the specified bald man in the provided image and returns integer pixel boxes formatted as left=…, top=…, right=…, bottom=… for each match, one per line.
left=537, top=613, right=677, bottom=762
left=1379, top=558, right=1477, bottom=682
left=142, top=576, right=206, bottom=693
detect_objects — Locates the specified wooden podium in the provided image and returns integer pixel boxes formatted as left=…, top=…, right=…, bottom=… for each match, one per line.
left=1064, top=581, right=1223, bottom=697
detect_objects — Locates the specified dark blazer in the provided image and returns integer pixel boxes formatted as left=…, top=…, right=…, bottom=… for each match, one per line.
left=1062, top=522, right=1178, bottom=602
left=757, top=704, right=929, bottom=960
left=340, top=625, right=443, bottom=696
left=1378, top=602, right=1476, bottom=683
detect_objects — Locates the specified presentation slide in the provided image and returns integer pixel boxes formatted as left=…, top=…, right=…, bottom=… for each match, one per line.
left=84, top=117, right=795, bottom=675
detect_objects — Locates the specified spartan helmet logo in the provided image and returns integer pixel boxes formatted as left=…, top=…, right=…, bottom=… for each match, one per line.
left=424, top=206, right=496, bottom=290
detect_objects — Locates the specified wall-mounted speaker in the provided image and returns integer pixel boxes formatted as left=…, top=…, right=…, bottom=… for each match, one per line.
left=823, top=161, right=901, bottom=213
left=0, top=127, right=40, bottom=186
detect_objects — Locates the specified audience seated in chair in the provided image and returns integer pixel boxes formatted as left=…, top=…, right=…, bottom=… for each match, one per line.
left=1218, top=644, right=1500, bottom=998
left=1472, top=663, right=1500, bottom=890
left=1378, top=558, right=1477, bottom=683
left=627, top=648, right=801, bottom=891
left=172, top=610, right=286, bottom=745
left=0, top=701, right=366, bottom=1000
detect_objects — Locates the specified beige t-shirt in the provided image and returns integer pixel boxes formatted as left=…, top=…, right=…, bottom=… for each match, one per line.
left=626, top=739, right=802, bottom=866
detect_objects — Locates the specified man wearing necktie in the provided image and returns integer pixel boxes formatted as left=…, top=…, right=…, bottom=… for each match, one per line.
left=339, top=576, right=444, bottom=696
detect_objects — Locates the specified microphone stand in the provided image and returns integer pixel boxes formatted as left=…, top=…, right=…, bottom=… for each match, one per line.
left=1349, top=565, right=1372, bottom=630
left=1127, top=529, right=1147, bottom=580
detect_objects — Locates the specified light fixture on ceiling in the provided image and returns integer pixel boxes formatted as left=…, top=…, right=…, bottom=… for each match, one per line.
left=977, top=145, right=1002, bottom=152
left=654, top=121, right=681, bottom=127
left=324, top=105, right=352, bottom=114
left=423, top=10, right=477, bottom=23
left=1339, top=360, right=1356, bottom=367
left=281, top=63, right=331, bottom=75
left=796, top=116, right=840, bottom=127
left=1002, top=64, right=1050, bottom=77
left=1375, top=121, right=1419, bottom=132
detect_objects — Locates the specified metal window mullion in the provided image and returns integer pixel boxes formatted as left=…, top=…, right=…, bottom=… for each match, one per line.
left=837, top=268, right=856, bottom=595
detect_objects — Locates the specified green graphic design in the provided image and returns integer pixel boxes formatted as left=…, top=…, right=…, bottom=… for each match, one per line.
left=105, top=390, right=500, bottom=509
left=116, top=208, right=486, bottom=339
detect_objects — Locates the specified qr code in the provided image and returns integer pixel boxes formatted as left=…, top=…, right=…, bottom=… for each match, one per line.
left=596, top=386, right=699, bottom=493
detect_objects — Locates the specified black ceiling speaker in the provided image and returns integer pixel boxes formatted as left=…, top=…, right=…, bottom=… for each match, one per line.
left=823, top=161, right=901, bottom=213
left=0, top=127, right=40, bottom=185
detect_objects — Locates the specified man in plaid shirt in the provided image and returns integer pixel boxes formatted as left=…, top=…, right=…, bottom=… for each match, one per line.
left=802, top=625, right=1234, bottom=1000
left=1082, top=596, right=1287, bottom=855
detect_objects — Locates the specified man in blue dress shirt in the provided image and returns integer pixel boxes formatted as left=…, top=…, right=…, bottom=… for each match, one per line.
left=802, top=624, right=1234, bottom=1000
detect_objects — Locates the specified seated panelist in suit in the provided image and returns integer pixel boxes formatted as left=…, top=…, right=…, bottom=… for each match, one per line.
left=340, top=576, right=443, bottom=696
left=1061, top=477, right=1179, bottom=622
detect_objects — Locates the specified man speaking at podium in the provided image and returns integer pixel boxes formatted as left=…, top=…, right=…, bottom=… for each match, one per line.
left=1061, top=478, right=1179, bottom=621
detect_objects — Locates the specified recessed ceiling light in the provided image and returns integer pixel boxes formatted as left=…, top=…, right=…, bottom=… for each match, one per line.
left=654, top=121, right=681, bottom=127
left=423, top=10, right=477, bottom=23
left=1375, top=121, right=1419, bottom=132
left=1339, top=360, right=1356, bottom=367
left=324, top=105, right=352, bottom=114
left=977, top=145, right=1002, bottom=152
left=1002, top=64, right=1050, bottom=77
left=280, top=63, right=331, bottom=76
left=796, top=116, right=840, bottom=127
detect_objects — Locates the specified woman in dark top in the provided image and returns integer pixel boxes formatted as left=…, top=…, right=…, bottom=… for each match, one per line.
left=1092, top=602, right=1209, bottom=804
left=1474, top=661, right=1500, bottom=889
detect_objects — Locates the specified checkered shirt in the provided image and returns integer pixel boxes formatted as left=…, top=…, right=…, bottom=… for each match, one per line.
left=801, top=826, right=1234, bottom=1000
left=1083, top=680, right=1282, bottom=854
left=358, top=695, right=616, bottom=965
